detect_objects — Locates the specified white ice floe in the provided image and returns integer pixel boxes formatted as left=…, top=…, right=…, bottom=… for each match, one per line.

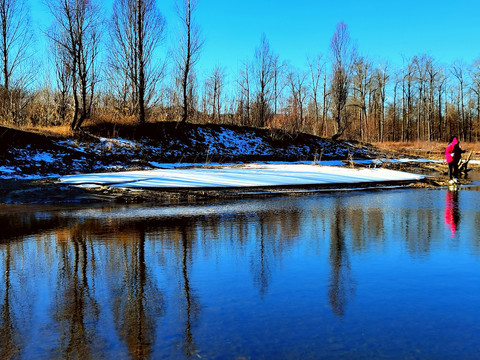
left=59, top=164, right=425, bottom=189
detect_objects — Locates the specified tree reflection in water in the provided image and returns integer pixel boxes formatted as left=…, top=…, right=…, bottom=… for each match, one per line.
left=51, top=225, right=101, bottom=359
left=328, top=201, right=356, bottom=317
left=2, top=187, right=480, bottom=358
left=180, top=222, right=200, bottom=356
left=251, top=220, right=271, bottom=298
left=0, top=245, right=20, bottom=360
left=250, top=209, right=301, bottom=297
left=107, top=225, right=165, bottom=360
left=43, top=219, right=167, bottom=359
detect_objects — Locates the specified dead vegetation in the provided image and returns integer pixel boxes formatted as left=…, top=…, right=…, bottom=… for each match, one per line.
left=374, top=140, right=480, bottom=161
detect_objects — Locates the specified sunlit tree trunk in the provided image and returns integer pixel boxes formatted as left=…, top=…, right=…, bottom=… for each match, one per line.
left=253, top=33, right=275, bottom=128
left=176, top=0, right=202, bottom=124
left=109, top=0, right=165, bottom=123
left=308, top=55, right=325, bottom=136
left=329, top=21, right=354, bottom=141
left=0, top=0, right=33, bottom=124
left=47, top=0, right=101, bottom=131
left=452, top=62, right=466, bottom=140
left=238, top=61, right=251, bottom=126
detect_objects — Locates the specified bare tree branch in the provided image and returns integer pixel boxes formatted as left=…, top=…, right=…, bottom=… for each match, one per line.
left=175, top=0, right=203, bottom=123
left=108, top=0, right=165, bottom=122
left=46, top=0, right=102, bottom=130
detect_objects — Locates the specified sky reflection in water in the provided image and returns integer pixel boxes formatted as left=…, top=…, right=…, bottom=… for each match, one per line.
left=1, top=185, right=480, bottom=359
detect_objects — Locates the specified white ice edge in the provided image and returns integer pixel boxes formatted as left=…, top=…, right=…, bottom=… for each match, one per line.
left=59, top=164, right=425, bottom=189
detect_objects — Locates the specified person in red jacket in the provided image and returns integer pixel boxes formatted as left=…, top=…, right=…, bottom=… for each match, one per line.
left=445, top=136, right=465, bottom=182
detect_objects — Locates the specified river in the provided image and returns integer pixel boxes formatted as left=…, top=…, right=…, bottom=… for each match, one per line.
left=1, top=180, right=480, bottom=359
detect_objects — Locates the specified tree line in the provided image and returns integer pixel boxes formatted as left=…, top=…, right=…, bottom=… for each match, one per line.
left=1, top=0, right=479, bottom=143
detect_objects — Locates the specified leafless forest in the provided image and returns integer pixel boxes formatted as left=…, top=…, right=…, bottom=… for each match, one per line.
left=1, top=0, right=480, bottom=143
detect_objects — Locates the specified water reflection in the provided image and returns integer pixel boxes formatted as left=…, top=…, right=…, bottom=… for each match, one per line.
left=176, top=219, right=200, bottom=357
left=0, top=244, right=19, bottom=360
left=1, top=187, right=480, bottom=359
left=250, top=209, right=301, bottom=297
left=328, top=201, right=356, bottom=316
left=108, top=228, right=165, bottom=359
left=52, top=228, right=101, bottom=359
left=444, top=189, right=460, bottom=237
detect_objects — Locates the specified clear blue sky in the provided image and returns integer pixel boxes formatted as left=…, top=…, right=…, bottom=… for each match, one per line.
left=30, top=0, right=480, bottom=80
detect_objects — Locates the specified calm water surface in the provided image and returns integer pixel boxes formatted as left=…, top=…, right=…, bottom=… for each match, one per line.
left=1, top=182, right=480, bottom=359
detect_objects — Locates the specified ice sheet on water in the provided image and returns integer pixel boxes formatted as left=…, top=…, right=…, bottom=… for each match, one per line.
left=59, top=164, right=425, bottom=189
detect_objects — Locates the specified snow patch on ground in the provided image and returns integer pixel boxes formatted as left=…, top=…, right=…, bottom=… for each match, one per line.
left=31, top=152, right=56, bottom=163
left=0, top=166, right=16, bottom=174
left=199, top=127, right=272, bottom=156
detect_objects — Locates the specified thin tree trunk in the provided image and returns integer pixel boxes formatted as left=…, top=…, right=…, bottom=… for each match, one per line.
left=137, top=0, right=146, bottom=123
left=181, top=0, right=192, bottom=123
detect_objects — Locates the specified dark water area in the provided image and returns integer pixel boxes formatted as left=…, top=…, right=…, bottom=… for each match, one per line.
left=1, top=181, right=480, bottom=359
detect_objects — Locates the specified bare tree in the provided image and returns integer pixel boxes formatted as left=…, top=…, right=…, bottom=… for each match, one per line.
left=237, top=60, right=251, bottom=125
left=436, top=73, right=446, bottom=141
left=0, top=0, right=33, bottom=90
left=372, top=63, right=389, bottom=141
left=451, top=61, right=468, bottom=141
left=424, top=57, right=440, bottom=141
left=252, top=33, right=275, bottom=128
left=307, top=55, right=325, bottom=135
left=0, top=0, right=34, bottom=124
left=205, top=66, right=225, bottom=122
left=330, top=21, right=354, bottom=140
left=47, top=0, right=102, bottom=131
left=470, top=59, right=480, bottom=141
left=390, top=73, right=400, bottom=141
left=412, top=55, right=435, bottom=140
left=176, top=0, right=202, bottom=123
left=53, top=43, right=71, bottom=123
left=286, top=68, right=308, bottom=132
left=108, top=0, right=165, bottom=123
left=351, top=56, right=371, bottom=140
left=271, top=54, right=283, bottom=117
left=401, top=58, right=414, bottom=142
left=321, top=66, right=330, bottom=137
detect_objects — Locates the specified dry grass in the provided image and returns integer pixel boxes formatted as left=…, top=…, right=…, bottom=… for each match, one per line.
left=19, top=113, right=142, bottom=138
left=23, top=124, right=75, bottom=138
left=6, top=117, right=480, bottom=162
left=87, top=113, right=139, bottom=126
left=1, top=122, right=73, bottom=138
left=374, top=140, right=480, bottom=160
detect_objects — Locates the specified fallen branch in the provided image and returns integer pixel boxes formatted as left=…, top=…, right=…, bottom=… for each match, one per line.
left=459, top=151, right=473, bottom=175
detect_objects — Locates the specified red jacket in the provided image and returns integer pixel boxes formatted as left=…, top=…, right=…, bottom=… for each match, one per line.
left=445, top=137, right=458, bottom=163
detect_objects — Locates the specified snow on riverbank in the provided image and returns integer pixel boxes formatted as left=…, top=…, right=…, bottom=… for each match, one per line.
left=59, top=164, right=425, bottom=189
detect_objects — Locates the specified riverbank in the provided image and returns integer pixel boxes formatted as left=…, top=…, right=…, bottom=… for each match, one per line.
left=1, top=160, right=468, bottom=205
left=1, top=122, right=478, bottom=204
